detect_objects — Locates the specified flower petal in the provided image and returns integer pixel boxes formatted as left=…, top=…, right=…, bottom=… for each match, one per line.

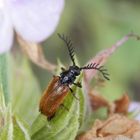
left=0, top=10, right=13, bottom=54
left=7, top=0, right=64, bottom=42
left=129, top=102, right=140, bottom=121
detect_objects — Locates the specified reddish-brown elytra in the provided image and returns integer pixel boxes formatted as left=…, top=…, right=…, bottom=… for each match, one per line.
left=39, top=76, right=69, bottom=118
left=39, top=34, right=109, bottom=119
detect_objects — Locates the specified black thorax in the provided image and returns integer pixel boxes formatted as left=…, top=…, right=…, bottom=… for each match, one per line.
left=60, top=66, right=81, bottom=85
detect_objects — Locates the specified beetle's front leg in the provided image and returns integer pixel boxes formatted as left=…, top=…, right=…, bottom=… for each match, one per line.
left=73, top=82, right=82, bottom=88
left=61, top=67, right=66, bottom=72
left=69, top=87, right=79, bottom=100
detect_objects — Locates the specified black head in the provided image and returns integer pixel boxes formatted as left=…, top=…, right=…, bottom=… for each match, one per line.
left=69, top=65, right=81, bottom=76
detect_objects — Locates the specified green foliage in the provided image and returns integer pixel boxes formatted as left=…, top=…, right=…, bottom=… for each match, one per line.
left=0, top=55, right=86, bottom=140
left=0, top=54, right=9, bottom=104
left=0, top=86, right=30, bottom=140
left=10, top=57, right=41, bottom=125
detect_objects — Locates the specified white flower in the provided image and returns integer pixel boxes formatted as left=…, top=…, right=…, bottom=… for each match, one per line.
left=129, top=101, right=140, bottom=121
left=0, top=0, right=64, bottom=53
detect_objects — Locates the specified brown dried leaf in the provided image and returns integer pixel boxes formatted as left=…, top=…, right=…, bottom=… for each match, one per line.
left=133, top=131, right=140, bottom=140
left=77, top=134, right=133, bottom=140
left=114, top=94, right=130, bottom=114
left=17, top=35, right=56, bottom=72
left=84, top=33, right=140, bottom=89
left=89, top=90, right=110, bottom=110
left=77, top=114, right=140, bottom=140
left=89, top=90, right=130, bottom=115
left=98, top=115, right=133, bottom=136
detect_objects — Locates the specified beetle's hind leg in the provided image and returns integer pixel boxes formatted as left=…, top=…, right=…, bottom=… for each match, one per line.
left=69, top=87, right=79, bottom=100
left=47, top=114, right=56, bottom=120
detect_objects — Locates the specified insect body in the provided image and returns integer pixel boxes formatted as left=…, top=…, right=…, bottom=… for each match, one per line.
left=39, top=34, right=109, bottom=118
left=39, top=76, right=69, bottom=118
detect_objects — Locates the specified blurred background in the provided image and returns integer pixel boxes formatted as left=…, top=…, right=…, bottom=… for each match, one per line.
left=10, top=0, right=140, bottom=123
left=8, top=0, right=140, bottom=124
left=31, top=0, right=140, bottom=101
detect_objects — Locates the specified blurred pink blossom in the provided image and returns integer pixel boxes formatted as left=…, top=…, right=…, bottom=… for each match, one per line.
left=0, top=0, right=64, bottom=53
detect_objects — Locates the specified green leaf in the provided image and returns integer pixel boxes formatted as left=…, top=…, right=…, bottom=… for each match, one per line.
left=10, top=56, right=41, bottom=125
left=31, top=87, right=80, bottom=140
left=0, top=106, right=31, bottom=140
left=0, top=55, right=30, bottom=140
left=0, top=85, right=6, bottom=112
left=50, top=102, right=79, bottom=140
left=12, top=116, right=30, bottom=140
left=31, top=60, right=86, bottom=140
left=0, top=89, right=30, bottom=140
left=0, top=85, right=6, bottom=133
left=30, top=114, right=48, bottom=137
left=0, top=53, right=9, bottom=104
left=77, top=80, right=86, bottom=126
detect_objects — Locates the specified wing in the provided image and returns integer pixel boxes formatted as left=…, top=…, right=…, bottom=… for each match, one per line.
left=39, top=76, right=69, bottom=118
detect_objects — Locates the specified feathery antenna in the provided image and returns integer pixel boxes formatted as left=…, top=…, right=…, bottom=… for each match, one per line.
left=80, top=63, right=110, bottom=80
left=58, top=33, right=76, bottom=66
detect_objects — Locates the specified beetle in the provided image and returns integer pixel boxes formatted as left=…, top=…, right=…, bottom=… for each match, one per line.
left=39, top=34, right=109, bottom=119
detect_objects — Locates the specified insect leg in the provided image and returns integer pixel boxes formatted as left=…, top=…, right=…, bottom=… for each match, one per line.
left=47, top=114, right=55, bottom=120
left=69, top=87, right=79, bottom=100
left=69, top=87, right=73, bottom=93
left=61, top=67, right=66, bottom=72
left=73, top=82, right=82, bottom=88
left=60, top=104, right=69, bottom=111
